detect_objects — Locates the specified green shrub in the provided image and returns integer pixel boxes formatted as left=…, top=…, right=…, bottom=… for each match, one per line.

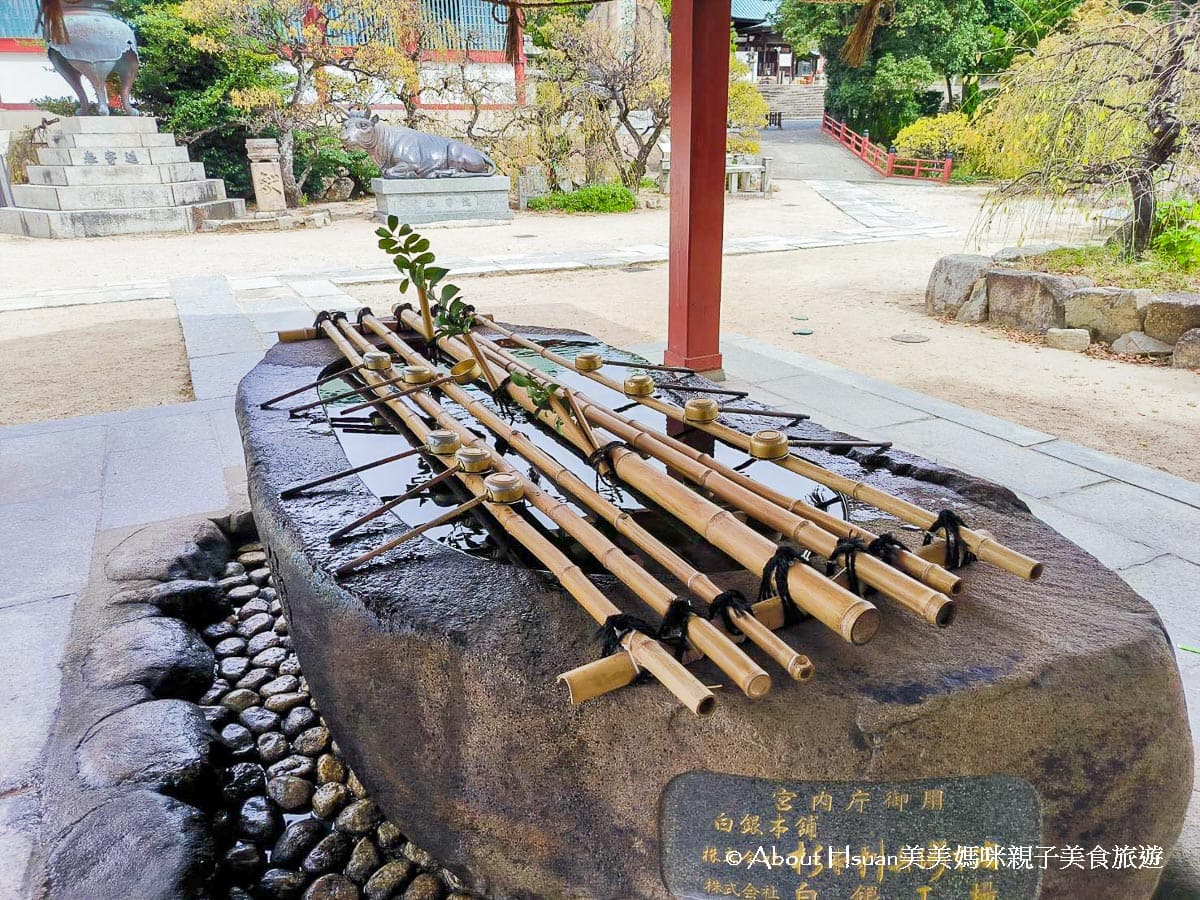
left=527, top=184, right=636, bottom=213
left=296, top=128, right=379, bottom=200
left=893, top=111, right=983, bottom=172
left=1151, top=198, right=1200, bottom=271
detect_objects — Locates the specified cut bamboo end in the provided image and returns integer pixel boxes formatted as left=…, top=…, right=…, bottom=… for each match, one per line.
left=975, top=536, right=1043, bottom=581
left=744, top=671, right=772, bottom=699
left=557, top=653, right=639, bottom=705
left=844, top=600, right=880, bottom=645
left=626, top=632, right=716, bottom=717
left=789, top=656, right=816, bottom=682
left=279, top=327, right=320, bottom=342
left=450, top=358, right=481, bottom=384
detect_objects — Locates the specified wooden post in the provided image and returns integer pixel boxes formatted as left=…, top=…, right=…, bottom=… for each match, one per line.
left=666, top=0, right=731, bottom=375
left=886, top=149, right=896, bottom=177
left=942, top=156, right=954, bottom=183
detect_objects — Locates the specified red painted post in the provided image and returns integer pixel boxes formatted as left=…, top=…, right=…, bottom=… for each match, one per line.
left=942, top=156, right=953, bottom=183
left=665, top=0, right=731, bottom=374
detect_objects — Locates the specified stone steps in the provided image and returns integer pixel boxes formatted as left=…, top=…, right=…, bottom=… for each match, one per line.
left=25, top=162, right=209, bottom=186
left=54, top=116, right=159, bottom=134
left=47, top=131, right=176, bottom=149
left=759, top=83, right=825, bottom=118
left=0, top=198, right=247, bottom=239
left=37, top=145, right=191, bottom=167
left=13, top=178, right=227, bottom=211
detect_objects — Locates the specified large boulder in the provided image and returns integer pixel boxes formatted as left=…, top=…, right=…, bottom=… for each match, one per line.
left=40, top=790, right=214, bottom=900
left=1172, top=328, right=1200, bottom=369
left=985, top=269, right=1093, bottom=332
left=105, top=516, right=231, bottom=582
left=82, top=616, right=214, bottom=701
left=1144, top=292, right=1200, bottom=344
left=924, top=254, right=992, bottom=317
left=1113, top=330, right=1174, bottom=356
left=236, top=334, right=1193, bottom=900
left=955, top=279, right=988, bottom=323
left=1064, top=286, right=1150, bottom=343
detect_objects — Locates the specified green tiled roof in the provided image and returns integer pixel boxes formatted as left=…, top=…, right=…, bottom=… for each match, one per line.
left=730, top=0, right=778, bottom=23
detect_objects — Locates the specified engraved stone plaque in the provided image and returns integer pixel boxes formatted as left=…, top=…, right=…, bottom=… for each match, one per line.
left=660, top=773, right=1041, bottom=899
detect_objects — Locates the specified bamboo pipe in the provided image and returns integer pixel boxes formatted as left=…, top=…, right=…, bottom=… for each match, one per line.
left=558, top=653, right=641, bottom=704
left=362, top=316, right=813, bottom=683
left=318, top=319, right=715, bottom=716
left=388, top=312, right=878, bottom=645
left=339, top=321, right=771, bottom=699
left=463, top=332, right=954, bottom=628
left=468, top=317, right=1043, bottom=582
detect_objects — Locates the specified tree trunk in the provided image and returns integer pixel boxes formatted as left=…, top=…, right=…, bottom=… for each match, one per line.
left=1128, top=169, right=1157, bottom=257
left=944, top=74, right=954, bottom=111
left=278, top=127, right=302, bottom=208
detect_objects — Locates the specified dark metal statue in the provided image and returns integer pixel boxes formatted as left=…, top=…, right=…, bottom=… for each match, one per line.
left=39, top=0, right=139, bottom=116
left=338, top=108, right=497, bottom=178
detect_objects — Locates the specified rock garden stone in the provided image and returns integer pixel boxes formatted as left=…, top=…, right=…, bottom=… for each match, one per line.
left=346, top=770, right=367, bottom=800
left=238, top=794, right=282, bottom=843
left=225, top=561, right=247, bottom=578
left=402, top=842, right=437, bottom=870
left=260, top=868, right=310, bottom=900
left=303, top=831, right=354, bottom=875
left=220, top=656, right=252, bottom=682
left=258, top=731, right=290, bottom=763
left=224, top=840, right=265, bottom=879
left=221, top=722, right=254, bottom=755
left=305, top=873, right=360, bottom=900
left=104, top=516, right=231, bottom=582
left=375, top=822, right=405, bottom=853
left=239, top=612, right=273, bottom=638
left=203, top=620, right=237, bottom=641
left=222, top=688, right=262, bottom=713
left=364, top=861, right=413, bottom=900
left=250, top=567, right=273, bottom=586
left=318, top=753, right=347, bottom=785
left=261, top=586, right=278, bottom=601
left=202, top=704, right=231, bottom=727
left=402, top=873, right=442, bottom=900
left=1172, top=328, right=1200, bottom=368
left=955, top=279, right=987, bottom=323
left=76, top=699, right=217, bottom=798
left=240, top=706, right=282, bottom=734
left=283, top=706, right=319, bottom=736
left=248, top=630, right=282, bottom=655
left=216, top=636, right=248, bottom=658
left=268, top=774, right=315, bottom=811
left=239, top=549, right=269, bottom=567
left=274, top=818, right=329, bottom=866
left=269, top=754, right=317, bottom=780
left=275, top=617, right=290, bottom=635
left=985, top=269, right=1092, bottom=332
left=199, top=678, right=230, bottom=705
left=229, top=585, right=262, bottom=604
left=924, top=253, right=992, bottom=317
left=220, top=575, right=252, bottom=591
left=141, top=578, right=226, bottom=622
left=312, top=782, right=351, bottom=820
left=238, top=597, right=271, bottom=619
left=254, top=646, right=290, bottom=669
left=266, top=691, right=310, bottom=714
left=280, top=656, right=304, bottom=677
left=1143, top=292, right=1200, bottom=344
left=261, top=674, right=300, bottom=697
left=344, top=837, right=382, bottom=885
left=335, top=799, right=383, bottom=835
left=84, top=616, right=214, bottom=701
left=1063, top=286, right=1149, bottom=343
left=295, top=725, right=332, bottom=756
left=223, top=761, right=266, bottom=805
left=1045, top=328, right=1091, bottom=352
left=237, top=667, right=275, bottom=691
left=1112, top=330, right=1174, bottom=356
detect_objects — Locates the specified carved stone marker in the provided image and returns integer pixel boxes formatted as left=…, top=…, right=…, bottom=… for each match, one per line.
left=246, top=138, right=287, bottom=212
left=660, top=773, right=1041, bottom=899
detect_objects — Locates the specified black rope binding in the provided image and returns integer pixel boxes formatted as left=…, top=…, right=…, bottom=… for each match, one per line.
left=867, top=532, right=907, bottom=566
left=828, top=537, right=867, bottom=596
left=312, top=310, right=334, bottom=331
left=758, top=546, right=809, bottom=626
left=595, top=613, right=659, bottom=658
left=707, top=589, right=753, bottom=637
left=355, top=306, right=373, bottom=326
left=923, top=509, right=976, bottom=570
left=658, top=598, right=696, bottom=661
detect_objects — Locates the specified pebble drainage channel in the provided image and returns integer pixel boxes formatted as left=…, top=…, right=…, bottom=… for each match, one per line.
left=200, top=543, right=477, bottom=900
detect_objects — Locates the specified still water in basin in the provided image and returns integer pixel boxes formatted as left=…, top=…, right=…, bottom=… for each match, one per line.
left=315, top=338, right=848, bottom=575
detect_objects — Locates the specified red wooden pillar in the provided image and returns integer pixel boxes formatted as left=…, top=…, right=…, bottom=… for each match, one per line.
left=665, top=0, right=731, bottom=374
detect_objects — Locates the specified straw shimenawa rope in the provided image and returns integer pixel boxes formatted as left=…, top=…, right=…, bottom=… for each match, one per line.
left=39, top=0, right=69, bottom=45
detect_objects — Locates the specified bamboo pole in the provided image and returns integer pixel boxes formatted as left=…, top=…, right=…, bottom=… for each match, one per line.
left=558, top=653, right=641, bottom=704
left=316, top=318, right=715, bottom=716
left=360, top=315, right=814, bottom=682
left=383, top=313, right=879, bottom=645
left=339, top=320, right=773, bottom=699
left=467, top=317, right=1044, bottom=582
left=421, top=323, right=954, bottom=629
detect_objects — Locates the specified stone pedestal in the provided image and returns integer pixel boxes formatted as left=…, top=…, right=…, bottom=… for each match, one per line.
left=0, top=116, right=244, bottom=238
left=371, top=174, right=512, bottom=224
left=245, top=138, right=287, bottom=213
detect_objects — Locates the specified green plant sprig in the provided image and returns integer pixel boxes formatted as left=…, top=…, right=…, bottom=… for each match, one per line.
left=375, top=216, right=463, bottom=310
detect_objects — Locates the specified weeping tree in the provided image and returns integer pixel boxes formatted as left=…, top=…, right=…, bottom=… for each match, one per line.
left=179, top=0, right=423, bottom=206
left=975, top=0, right=1200, bottom=256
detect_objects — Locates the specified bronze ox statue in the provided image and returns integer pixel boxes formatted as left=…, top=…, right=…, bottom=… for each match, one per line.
left=339, top=108, right=496, bottom=178
left=39, top=0, right=139, bottom=116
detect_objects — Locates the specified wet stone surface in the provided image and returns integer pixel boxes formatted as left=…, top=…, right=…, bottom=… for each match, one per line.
left=203, top=545, right=474, bottom=900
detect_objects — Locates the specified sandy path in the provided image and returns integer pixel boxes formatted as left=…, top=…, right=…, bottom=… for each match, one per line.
left=348, top=247, right=1200, bottom=482
left=0, top=299, right=191, bottom=425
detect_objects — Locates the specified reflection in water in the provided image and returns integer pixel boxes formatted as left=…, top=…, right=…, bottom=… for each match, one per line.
left=316, top=338, right=848, bottom=573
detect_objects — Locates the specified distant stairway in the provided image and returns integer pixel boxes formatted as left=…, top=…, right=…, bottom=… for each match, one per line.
left=0, top=117, right=244, bottom=239
left=758, top=83, right=825, bottom=120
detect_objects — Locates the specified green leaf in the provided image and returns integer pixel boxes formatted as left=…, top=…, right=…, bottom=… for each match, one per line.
left=398, top=224, right=412, bottom=236
left=412, top=238, right=430, bottom=252
left=413, top=252, right=435, bottom=266
left=399, top=278, right=410, bottom=293
left=441, top=285, right=461, bottom=302
left=425, top=267, right=448, bottom=285
left=375, top=226, right=391, bottom=238
left=387, top=215, right=399, bottom=231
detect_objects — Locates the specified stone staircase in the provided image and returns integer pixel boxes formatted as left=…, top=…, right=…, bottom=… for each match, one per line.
left=758, top=83, right=825, bottom=120
left=0, top=117, right=244, bottom=238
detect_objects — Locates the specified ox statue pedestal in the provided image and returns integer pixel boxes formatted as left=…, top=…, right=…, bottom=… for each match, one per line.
left=371, top=174, right=512, bottom=225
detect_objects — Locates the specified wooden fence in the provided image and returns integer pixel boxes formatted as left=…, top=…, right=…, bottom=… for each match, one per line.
left=821, top=114, right=953, bottom=183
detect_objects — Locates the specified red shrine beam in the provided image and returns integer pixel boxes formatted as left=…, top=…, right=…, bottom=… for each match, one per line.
left=666, top=0, right=732, bottom=374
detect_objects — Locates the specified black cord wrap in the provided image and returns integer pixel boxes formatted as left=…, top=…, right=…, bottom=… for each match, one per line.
left=923, top=509, right=976, bottom=570
left=707, top=589, right=753, bottom=637
left=867, top=532, right=907, bottom=567
left=595, top=613, right=658, bottom=657
left=758, top=546, right=809, bottom=625
left=596, top=603, right=698, bottom=663
left=355, top=306, right=372, bottom=326
left=829, top=537, right=867, bottom=596
left=586, top=440, right=627, bottom=473
left=658, top=598, right=696, bottom=660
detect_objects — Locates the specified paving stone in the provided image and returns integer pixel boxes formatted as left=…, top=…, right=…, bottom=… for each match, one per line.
left=1044, top=481, right=1200, bottom=566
